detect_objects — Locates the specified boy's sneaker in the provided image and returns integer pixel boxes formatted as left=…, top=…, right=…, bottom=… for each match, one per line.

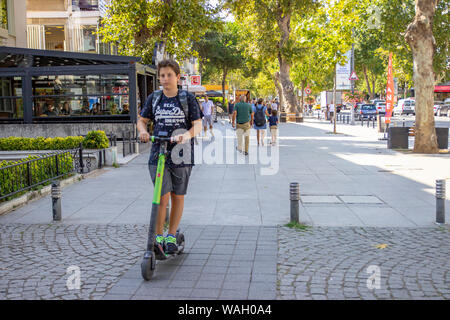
left=165, top=234, right=178, bottom=254
left=154, top=234, right=166, bottom=259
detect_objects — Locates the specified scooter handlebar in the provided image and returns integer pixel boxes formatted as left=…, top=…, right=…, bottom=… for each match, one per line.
left=151, top=136, right=174, bottom=143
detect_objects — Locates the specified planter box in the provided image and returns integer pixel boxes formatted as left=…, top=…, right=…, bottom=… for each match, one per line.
left=388, top=127, right=409, bottom=149
left=436, top=128, right=449, bottom=149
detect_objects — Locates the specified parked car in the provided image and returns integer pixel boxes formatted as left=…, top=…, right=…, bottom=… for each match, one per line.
left=394, top=98, right=415, bottom=116
left=433, top=101, right=444, bottom=115
left=437, top=104, right=450, bottom=117
left=358, top=104, right=377, bottom=120
left=375, top=102, right=386, bottom=114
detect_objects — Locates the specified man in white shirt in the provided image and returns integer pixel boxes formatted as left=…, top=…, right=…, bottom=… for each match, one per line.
left=200, top=96, right=214, bottom=138
left=329, top=104, right=335, bottom=123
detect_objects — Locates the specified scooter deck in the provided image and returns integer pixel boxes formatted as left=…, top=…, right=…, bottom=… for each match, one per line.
left=155, top=245, right=185, bottom=261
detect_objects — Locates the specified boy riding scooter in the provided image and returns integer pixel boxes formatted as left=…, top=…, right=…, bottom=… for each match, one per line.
left=137, top=59, right=202, bottom=258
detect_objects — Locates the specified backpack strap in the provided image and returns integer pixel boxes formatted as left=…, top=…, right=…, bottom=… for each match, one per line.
left=151, top=90, right=163, bottom=118
left=177, top=90, right=191, bottom=130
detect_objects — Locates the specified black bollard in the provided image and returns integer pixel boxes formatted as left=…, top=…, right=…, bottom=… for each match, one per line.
left=436, top=180, right=446, bottom=224
left=290, top=182, right=300, bottom=223
left=52, top=181, right=62, bottom=221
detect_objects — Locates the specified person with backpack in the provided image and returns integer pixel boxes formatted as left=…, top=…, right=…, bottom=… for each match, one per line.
left=253, top=98, right=270, bottom=146
left=137, top=59, right=202, bottom=255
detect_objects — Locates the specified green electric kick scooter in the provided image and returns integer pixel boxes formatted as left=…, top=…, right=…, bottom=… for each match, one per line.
left=141, top=132, right=185, bottom=281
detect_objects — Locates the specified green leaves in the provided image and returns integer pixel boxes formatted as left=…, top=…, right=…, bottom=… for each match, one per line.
left=98, top=0, right=219, bottom=63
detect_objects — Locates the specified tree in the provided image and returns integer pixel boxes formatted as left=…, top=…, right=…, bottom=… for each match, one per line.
left=195, top=23, right=246, bottom=106
left=98, top=0, right=218, bottom=64
left=227, top=0, right=318, bottom=117
left=405, top=0, right=439, bottom=153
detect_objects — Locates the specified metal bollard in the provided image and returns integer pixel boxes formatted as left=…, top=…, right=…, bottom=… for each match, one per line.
left=361, top=118, right=364, bottom=126
left=290, top=182, right=300, bottom=223
left=166, top=204, right=170, bottom=223
left=436, top=180, right=446, bottom=224
left=52, top=181, right=62, bottom=221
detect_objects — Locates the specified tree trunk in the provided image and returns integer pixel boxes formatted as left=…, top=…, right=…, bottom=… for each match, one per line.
left=222, top=68, right=227, bottom=110
left=301, top=80, right=306, bottom=114
left=405, top=0, right=439, bottom=153
left=370, top=72, right=376, bottom=99
left=362, top=65, right=372, bottom=99
left=276, top=11, right=301, bottom=117
left=273, top=72, right=285, bottom=111
left=333, top=64, right=337, bottom=134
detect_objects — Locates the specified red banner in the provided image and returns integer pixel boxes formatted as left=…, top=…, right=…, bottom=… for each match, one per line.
left=385, top=53, right=395, bottom=124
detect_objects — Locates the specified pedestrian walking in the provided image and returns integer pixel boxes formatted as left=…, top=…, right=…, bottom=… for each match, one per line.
left=271, top=99, right=279, bottom=117
left=329, top=103, right=335, bottom=123
left=200, top=96, right=214, bottom=138
left=268, top=109, right=279, bottom=146
left=253, top=98, right=270, bottom=147
left=228, top=98, right=235, bottom=125
left=232, top=95, right=253, bottom=156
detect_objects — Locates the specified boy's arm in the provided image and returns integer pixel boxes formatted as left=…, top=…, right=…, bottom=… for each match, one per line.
left=137, top=117, right=151, bottom=142
left=232, top=110, right=237, bottom=127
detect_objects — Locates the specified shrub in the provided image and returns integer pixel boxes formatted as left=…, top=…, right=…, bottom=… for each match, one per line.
left=82, top=130, right=109, bottom=149
left=0, top=153, right=74, bottom=202
left=0, top=136, right=84, bottom=151
left=0, top=130, right=111, bottom=151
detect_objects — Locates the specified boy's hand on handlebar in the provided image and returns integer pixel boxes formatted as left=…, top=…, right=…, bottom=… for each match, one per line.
left=173, top=133, right=191, bottom=144
left=139, top=131, right=150, bottom=143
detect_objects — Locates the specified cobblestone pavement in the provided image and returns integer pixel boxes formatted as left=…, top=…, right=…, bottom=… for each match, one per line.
left=0, top=223, right=147, bottom=300
left=0, top=223, right=277, bottom=300
left=278, top=226, right=450, bottom=300
left=1, top=222, right=449, bottom=300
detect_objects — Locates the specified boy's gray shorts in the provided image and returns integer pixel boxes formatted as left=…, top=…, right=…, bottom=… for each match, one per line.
left=148, top=165, right=193, bottom=196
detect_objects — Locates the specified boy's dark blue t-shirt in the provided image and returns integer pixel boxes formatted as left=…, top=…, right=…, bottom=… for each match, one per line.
left=140, top=91, right=201, bottom=167
left=268, top=115, right=278, bottom=126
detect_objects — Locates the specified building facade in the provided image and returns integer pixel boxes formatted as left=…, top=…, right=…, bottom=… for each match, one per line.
left=26, top=0, right=115, bottom=55
left=0, top=0, right=27, bottom=48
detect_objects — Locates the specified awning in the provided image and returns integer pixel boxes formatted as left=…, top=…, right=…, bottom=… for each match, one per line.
left=187, top=85, right=206, bottom=93
left=435, top=85, right=450, bottom=93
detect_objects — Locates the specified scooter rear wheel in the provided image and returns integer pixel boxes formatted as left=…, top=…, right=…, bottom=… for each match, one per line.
left=176, top=232, right=185, bottom=254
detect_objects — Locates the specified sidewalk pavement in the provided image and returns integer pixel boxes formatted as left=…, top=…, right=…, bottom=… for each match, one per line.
left=0, top=117, right=449, bottom=300
left=2, top=117, right=449, bottom=227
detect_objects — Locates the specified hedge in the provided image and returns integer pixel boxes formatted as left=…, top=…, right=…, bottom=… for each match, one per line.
left=0, top=130, right=110, bottom=151
left=0, top=153, right=74, bottom=202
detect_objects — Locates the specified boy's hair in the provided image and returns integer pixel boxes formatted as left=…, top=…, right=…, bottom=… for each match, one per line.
left=157, top=59, right=181, bottom=75
left=257, top=98, right=264, bottom=105
left=272, top=109, right=277, bottom=116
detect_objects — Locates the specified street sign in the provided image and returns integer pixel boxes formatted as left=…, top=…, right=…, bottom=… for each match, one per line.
left=190, top=75, right=201, bottom=86
left=305, top=87, right=311, bottom=95
left=180, top=74, right=189, bottom=86
left=349, top=71, right=359, bottom=81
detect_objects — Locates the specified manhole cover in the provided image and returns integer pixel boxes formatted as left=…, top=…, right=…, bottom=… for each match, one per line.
left=301, top=196, right=341, bottom=204
left=339, top=195, right=383, bottom=204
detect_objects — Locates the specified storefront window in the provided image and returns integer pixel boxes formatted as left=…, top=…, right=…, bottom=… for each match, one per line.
left=72, top=0, right=99, bottom=11
left=31, top=74, right=130, bottom=118
left=0, top=77, right=23, bottom=119
left=45, top=26, right=66, bottom=51
left=82, top=25, right=97, bottom=53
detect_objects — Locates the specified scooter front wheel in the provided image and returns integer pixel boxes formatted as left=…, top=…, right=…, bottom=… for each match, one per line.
left=141, top=251, right=156, bottom=281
